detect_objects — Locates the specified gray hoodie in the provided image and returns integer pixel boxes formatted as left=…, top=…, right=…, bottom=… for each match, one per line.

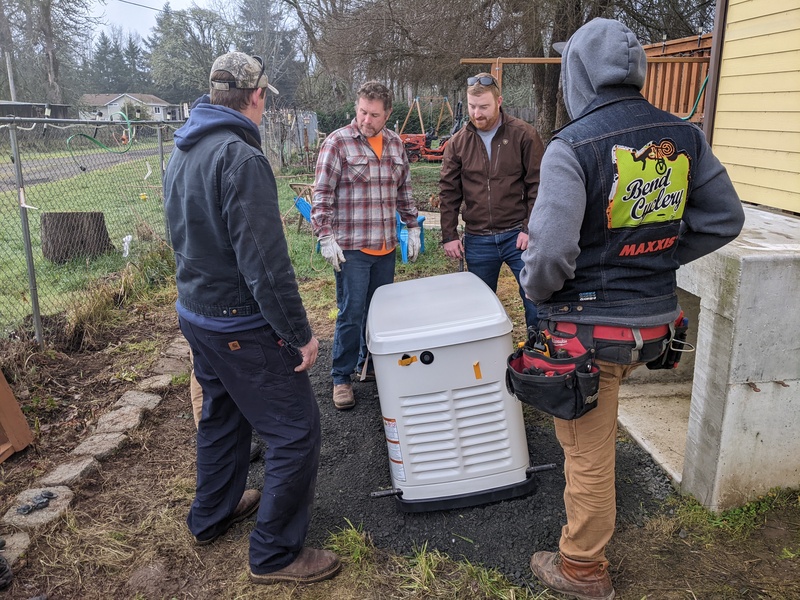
left=520, top=18, right=744, bottom=324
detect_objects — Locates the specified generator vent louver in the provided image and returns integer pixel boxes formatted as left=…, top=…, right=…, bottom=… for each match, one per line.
left=401, top=381, right=513, bottom=480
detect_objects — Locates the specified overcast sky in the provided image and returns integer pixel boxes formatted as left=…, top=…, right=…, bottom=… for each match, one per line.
left=92, top=0, right=207, bottom=39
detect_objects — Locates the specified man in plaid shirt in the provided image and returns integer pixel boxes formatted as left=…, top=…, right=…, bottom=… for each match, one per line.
left=312, top=81, right=419, bottom=410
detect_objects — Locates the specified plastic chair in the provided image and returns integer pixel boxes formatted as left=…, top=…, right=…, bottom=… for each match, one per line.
left=292, top=194, right=320, bottom=253
left=396, top=212, right=426, bottom=263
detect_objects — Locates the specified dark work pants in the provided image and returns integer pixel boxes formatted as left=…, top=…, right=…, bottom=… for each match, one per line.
left=179, top=318, right=321, bottom=574
left=331, top=250, right=396, bottom=384
left=463, top=230, right=539, bottom=329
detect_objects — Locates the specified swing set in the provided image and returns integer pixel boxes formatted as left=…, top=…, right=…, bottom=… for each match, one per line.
left=398, top=96, right=455, bottom=162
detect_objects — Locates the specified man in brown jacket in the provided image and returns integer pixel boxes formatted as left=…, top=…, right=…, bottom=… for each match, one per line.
left=439, top=73, right=544, bottom=329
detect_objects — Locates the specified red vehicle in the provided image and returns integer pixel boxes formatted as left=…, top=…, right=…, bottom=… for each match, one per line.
left=398, top=97, right=457, bottom=162
left=400, top=132, right=449, bottom=162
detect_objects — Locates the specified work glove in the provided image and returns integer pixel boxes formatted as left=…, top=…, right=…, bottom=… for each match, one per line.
left=407, top=227, right=421, bottom=262
left=319, top=235, right=346, bottom=272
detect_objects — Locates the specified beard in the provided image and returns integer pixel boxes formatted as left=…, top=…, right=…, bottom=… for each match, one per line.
left=358, top=122, right=381, bottom=137
left=470, top=110, right=500, bottom=131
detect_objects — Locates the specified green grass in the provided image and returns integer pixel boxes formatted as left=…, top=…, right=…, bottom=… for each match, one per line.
left=671, top=487, right=800, bottom=541
left=0, top=156, right=166, bottom=333
left=327, top=521, right=540, bottom=599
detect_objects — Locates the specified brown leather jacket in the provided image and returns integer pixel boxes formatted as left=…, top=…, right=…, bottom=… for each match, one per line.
left=439, top=110, right=544, bottom=242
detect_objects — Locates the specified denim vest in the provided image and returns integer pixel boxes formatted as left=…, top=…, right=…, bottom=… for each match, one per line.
left=539, top=87, right=706, bottom=322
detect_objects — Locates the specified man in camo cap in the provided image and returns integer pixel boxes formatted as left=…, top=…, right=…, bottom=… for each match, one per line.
left=164, top=51, right=340, bottom=586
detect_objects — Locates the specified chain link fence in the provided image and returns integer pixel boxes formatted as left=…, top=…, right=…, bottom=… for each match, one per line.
left=0, top=113, right=310, bottom=347
left=0, top=117, right=179, bottom=345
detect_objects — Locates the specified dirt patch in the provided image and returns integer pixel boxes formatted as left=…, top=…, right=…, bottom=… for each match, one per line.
left=1, top=286, right=798, bottom=599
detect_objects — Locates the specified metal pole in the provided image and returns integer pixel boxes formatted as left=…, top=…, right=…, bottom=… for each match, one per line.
left=157, top=126, right=170, bottom=246
left=9, top=122, right=44, bottom=349
left=5, top=51, right=17, bottom=101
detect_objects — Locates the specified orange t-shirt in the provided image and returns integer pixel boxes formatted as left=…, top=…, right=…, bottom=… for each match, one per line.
left=362, top=132, right=394, bottom=256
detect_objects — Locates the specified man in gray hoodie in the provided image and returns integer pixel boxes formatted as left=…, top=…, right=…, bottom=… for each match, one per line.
left=520, top=19, right=744, bottom=599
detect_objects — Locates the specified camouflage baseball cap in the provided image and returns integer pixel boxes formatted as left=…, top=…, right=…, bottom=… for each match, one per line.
left=209, top=52, right=279, bottom=94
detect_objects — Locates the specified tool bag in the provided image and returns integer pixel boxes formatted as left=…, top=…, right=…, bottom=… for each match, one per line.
left=506, top=328, right=600, bottom=420
left=645, top=315, right=693, bottom=370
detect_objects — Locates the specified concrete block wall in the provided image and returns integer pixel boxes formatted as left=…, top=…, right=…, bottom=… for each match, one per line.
left=677, top=205, right=800, bottom=510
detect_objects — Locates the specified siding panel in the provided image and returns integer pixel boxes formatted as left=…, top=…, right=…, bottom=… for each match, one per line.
left=712, top=0, right=800, bottom=212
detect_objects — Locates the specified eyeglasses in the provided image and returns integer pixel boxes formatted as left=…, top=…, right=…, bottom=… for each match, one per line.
left=467, top=75, right=498, bottom=88
left=252, top=55, right=267, bottom=89
left=213, top=55, right=266, bottom=90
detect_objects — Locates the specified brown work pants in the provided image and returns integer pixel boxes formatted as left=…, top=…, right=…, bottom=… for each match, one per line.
left=554, top=359, right=640, bottom=562
left=188, top=348, right=203, bottom=428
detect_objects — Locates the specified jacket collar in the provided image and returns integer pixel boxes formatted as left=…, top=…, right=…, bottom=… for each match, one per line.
left=553, top=86, right=643, bottom=136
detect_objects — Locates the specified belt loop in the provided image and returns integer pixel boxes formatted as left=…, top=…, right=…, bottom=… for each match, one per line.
left=631, top=328, right=644, bottom=362
left=631, top=328, right=644, bottom=351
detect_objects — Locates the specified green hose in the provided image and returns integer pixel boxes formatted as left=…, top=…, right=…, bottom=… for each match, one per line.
left=681, top=75, right=709, bottom=121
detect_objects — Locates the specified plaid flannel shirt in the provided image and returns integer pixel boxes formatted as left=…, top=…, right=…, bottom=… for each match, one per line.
left=311, top=121, right=416, bottom=251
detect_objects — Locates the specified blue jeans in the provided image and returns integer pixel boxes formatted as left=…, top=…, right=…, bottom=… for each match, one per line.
left=179, top=318, right=321, bottom=575
left=332, top=250, right=395, bottom=384
left=464, top=230, right=539, bottom=329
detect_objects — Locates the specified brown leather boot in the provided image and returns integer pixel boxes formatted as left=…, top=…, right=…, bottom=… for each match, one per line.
left=530, top=551, right=615, bottom=600
left=249, top=547, right=341, bottom=585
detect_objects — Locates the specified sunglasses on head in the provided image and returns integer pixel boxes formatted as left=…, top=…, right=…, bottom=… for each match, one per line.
left=215, top=55, right=266, bottom=89
left=252, top=55, right=267, bottom=88
left=467, top=75, right=498, bottom=87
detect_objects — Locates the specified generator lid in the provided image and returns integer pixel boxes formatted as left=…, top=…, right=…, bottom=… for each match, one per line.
left=366, top=271, right=512, bottom=355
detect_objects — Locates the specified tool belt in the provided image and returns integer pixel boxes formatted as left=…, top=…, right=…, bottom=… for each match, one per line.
left=548, top=320, right=673, bottom=365
left=506, top=315, right=685, bottom=420
left=506, top=328, right=600, bottom=420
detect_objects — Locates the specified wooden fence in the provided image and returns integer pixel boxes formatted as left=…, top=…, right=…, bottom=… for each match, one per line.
left=642, top=33, right=712, bottom=123
left=461, top=33, right=713, bottom=123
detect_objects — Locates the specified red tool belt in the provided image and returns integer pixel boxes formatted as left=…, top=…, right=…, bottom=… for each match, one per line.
left=506, top=329, right=600, bottom=420
left=547, top=320, right=673, bottom=365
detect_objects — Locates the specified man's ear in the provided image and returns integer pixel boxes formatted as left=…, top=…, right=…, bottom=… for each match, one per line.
left=251, top=88, right=265, bottom=106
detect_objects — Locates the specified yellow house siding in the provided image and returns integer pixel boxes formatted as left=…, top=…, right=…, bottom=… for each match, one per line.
left=711, top=0, right=800, bottom=212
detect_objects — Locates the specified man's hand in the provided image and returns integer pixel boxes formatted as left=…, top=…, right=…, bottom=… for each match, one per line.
left=407, top=228, right=421, bottom=262
left=516, top=232, right=529, bottom=251
left=319, top=235, right=346, bottom=271
left=295, top=336, right=319, bottom=372
left=443, top=239, right=463, bottom=259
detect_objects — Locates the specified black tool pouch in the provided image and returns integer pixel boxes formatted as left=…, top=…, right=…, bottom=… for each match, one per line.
left=646, top=316, right=692, bottom=370
left=506, top=345, right=600, bottom=420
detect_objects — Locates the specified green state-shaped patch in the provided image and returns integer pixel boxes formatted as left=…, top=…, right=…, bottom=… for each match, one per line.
left=608, top=140, right=690, bottom=229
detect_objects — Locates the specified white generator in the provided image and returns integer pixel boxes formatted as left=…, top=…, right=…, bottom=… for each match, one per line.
left=366, top=272, right=536, bottom=512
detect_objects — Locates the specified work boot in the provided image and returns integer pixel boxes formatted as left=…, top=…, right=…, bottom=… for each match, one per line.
left=249, top=547, right=341, bottom=585
left=530, top=551, right=615, bottom=600
left=333, top=384, right=355, bottom=410
left=194, top=489, right=261, bottom=545
left=0, top=554, right=12, bottom=591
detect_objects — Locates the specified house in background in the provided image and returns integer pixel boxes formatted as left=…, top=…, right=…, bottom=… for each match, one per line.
left=78, top=93, right=178, bottom=121
left=0, top=102, right=71, bottom=119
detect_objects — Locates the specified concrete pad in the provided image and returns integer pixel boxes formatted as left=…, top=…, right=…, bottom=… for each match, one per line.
left=70, top=432, right=128, bottom=459
left=136, top=374, right=174, bottom=392
left=0, top=531, right=30, bottom=565
left=115, top=390, right=161, bottom=411
left=37, top=457, right=98, bottom=487
left=95, top=405, right=143, bottom=434
left=618, top=382, right=692, bottom=484
left=1, top=486, right=73, bottom=530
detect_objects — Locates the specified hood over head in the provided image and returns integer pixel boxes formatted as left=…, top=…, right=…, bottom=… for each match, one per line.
left=174, top=101, right=261, bottom=151
left=558, top=18, right=647, bottom=120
